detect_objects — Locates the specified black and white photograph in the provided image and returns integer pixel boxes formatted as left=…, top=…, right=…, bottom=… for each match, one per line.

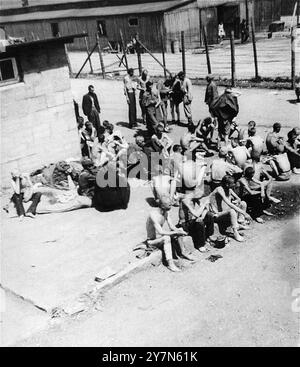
left=0, top=0, right=299, bottom=350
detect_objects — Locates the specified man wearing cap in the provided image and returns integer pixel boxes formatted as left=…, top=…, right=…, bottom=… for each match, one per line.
left=210, top=146, right=242, bottom=191
left=82, top=85, right=101, bottom=137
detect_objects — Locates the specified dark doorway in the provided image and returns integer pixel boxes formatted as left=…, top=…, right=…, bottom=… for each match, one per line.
left=200, top=7, right=219, bottom=45
left=50, top=22, right=60, bottom=37
left=218, top=5, right=240, bottom=38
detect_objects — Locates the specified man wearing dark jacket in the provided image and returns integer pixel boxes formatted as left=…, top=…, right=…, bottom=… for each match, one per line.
left=82, top=85, right=101, bottom=137
left=204, top=74, right=219, bottom=114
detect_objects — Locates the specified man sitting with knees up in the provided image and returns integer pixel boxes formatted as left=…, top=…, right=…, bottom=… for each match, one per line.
left=180, top=122, right=214, bottom=160
left=180, top=189, right=215, bottom=253
left=209, top=175, right=251, bottom=242
left=239, top=166, right=277, bottom=223
left=146, top=195, right=193, bottom=272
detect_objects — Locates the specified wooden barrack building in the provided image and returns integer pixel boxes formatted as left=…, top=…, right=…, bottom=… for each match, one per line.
left=0, top=0, right=282, bottom=52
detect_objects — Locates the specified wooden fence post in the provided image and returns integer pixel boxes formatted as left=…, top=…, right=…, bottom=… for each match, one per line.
left=84, top=33, right=93, bottom=74
left=230, top=30, right=236, bottom=87
left=160, top=32, right=167, bottom=78
left=202, top=26, right=212, bottom=74
left=251, top=19, right=259, bottom=80
left=136, top=34, right=143, bottom=75
left=181, top=31, right=186, bottom=74
left=75, top=43, right=98, bottom=79
left=96, top=33, right=106, bottom=79
left=291, top=26, right=296, bottom=89
left=119, top=29, right=129, bottom=71
left=136, top=38, right=172, bottom=76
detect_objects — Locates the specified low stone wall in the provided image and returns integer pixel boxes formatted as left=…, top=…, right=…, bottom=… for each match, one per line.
left=0, top=63, right=81, bottom=189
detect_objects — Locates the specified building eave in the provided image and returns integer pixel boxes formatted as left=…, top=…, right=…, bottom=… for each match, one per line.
left=2, top=33, right=87, bottom=52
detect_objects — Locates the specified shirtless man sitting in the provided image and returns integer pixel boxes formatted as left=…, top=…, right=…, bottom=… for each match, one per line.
left=195, top=117, right=216, bottom=147
left=151, top=173, right=179, bottom=206
left=210, top=146, right=242, bottom=191
left=246, top=127, right=265, bottom=161
left=146, top=195, right=192, bottom=272
left=209, top=175, right=251, bottom=242
left=228, top=137, right=251, bottom=169
left=238, top=120, right=256, bottom=145
left=266, top=123, right=285, bottom=156
left=180, top=123, right=214, bottom=160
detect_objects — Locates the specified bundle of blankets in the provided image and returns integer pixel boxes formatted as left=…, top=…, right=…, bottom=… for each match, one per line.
left=5, top=161, right=91, bottom=217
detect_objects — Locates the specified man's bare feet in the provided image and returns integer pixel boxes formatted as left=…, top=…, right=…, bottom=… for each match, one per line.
left=269, top=196, right=281, bottom=204
left=293, top=168, right=300, bottom=174
left=263, top=210, right=274, bottom=216
left=19, top=215, right=24, bottom=222
left=255, top=217, right=265, bottom=224
left=198, top=246, right=210, bottom=253
left=166, top=260, right=181, bottom=272
left=26, top=213, right=36, bottom=219
left=181, top=253, right=196, bottom=261
left=238, top=224, right=250, bottom=230
left=233, top=231, right=245, bottom=242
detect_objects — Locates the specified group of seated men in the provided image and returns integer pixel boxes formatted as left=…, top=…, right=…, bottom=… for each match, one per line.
left=144, top=119, right=299, bottom=272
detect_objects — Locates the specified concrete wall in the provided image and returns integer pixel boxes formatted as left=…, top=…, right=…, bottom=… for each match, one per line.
left=0, top=43, right=80, bottom=189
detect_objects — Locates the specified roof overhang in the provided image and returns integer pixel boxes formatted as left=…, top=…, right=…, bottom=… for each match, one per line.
left=1, top=33, right=87, bottom=53
left=0, top=1, right=193, bottom=23
left=197, top=0, right=244, bottom=7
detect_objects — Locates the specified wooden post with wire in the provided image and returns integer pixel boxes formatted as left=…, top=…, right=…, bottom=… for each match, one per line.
left=202, top=26, right=211, bottom=74
left=160, top=32, right=167, bottom=78
left=119, top=29, right=129, bottom=71
left=291, top=26, right=296, bottom=89
left=84, top=33, right=93, bottom=74
left=96, top=33, right=106, bottom=79
left=251, top=18, right=259, bottom=80
left=136, top=38, right=172, bottom=76
left=230, top=30, right=236, bottom=87
left=181, top=31, right=186, bottom=74
left=135, top=34, right=143, bottom=75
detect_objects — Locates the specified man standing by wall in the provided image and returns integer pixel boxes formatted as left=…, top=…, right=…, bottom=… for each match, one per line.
left=82, top=85, right=101, bottom=137
left=124, top=68, right=137, bottom=129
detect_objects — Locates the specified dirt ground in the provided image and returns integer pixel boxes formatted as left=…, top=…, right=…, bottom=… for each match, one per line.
left=69, top=35, right=298, bottom=81
left=1, top=81, right=299, bottom=347
left=15, top=185, right=300, bottom=347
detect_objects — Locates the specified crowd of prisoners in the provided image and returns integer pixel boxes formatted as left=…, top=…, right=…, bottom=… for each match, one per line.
left=9, top=71, right=300, bottom=271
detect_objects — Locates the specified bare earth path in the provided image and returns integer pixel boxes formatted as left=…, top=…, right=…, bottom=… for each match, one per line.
left=16, top=208, right=300, bottom=347
left=69, top=36, right=298, bottom=80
